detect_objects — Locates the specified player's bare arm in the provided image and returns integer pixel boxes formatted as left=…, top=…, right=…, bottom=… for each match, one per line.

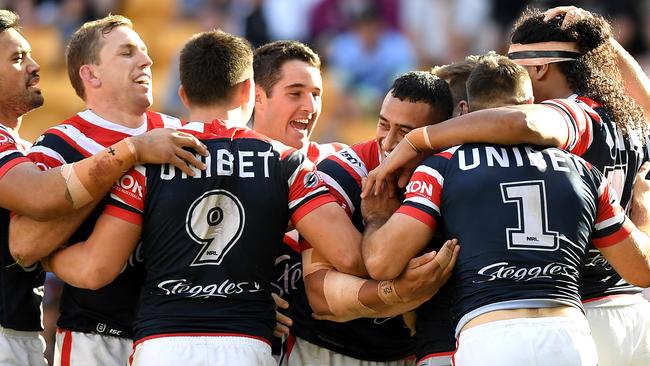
left=7, top=129, right=208, bottom=266
left=295, top=201, right=367, bottom=277
left=595, top=163, right=650, bottom=287
left=42, top=214, right=141, bottom=290
left=360, top=178, right=456, bottom=280
left=10, top=203, right=96, bottom=267
left=362, top=104, right=570, bottom=197
left=599, top=223, right=650, bottom=288
left=0, top=128, right=207, bottom=220
left=306, top=240, right=457, bottom=322
left=630, top=162, right=650, bottom=232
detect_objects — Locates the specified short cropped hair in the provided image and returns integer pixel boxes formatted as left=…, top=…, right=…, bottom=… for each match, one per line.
left=179, top=30, right=253, bottom=106
left=431, top=54, right=481, bottom=105
left=253, top=40, right=320, bottom=96
left=390, top=71, right=453, bottom=120
left=0, top=10, right=18, bottom=32
left=466, top=53, right=531, bottom=111
left=66, top=15, right=133, bottom=100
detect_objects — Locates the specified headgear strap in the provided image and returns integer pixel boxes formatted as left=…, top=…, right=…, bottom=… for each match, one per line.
left=508, top=41, right=580, bottom=66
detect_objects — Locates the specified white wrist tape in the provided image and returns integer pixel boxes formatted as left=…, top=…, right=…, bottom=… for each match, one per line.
left=322, top=270, right=374, bottom=320
left=60, top=163, right=93, bottom=209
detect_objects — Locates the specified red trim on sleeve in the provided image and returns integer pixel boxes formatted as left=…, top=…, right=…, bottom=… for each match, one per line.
left=104, top=205, right=143, bottom=226
left=26, top=151, right=64, bottom=169
left=592, top=219, right=634, bottom=248
left=283, top=233, right=301, bottom=253
left=395, top=205, right=437, bottom=231
left=0, top=158, right=31, bottom=180
left=291, top=194, right=337, bottom=226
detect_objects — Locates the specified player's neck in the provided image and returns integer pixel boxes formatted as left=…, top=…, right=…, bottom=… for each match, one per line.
left=188, top=104, right=246, bottom=127
left=0, top=111, right=21, bottom=132
left=85, top=101, right=147, bottom=128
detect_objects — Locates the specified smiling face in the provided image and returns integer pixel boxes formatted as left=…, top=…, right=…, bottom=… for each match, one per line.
left=375, top=93, right=436, bottom=160
left=254, top=60, right=322, bottom=150
left=89, top=26, right=152, bottom=113
left=0, top=28, right=43, bottom=122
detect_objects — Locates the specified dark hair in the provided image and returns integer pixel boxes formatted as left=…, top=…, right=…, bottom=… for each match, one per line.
left=66, top=14, right=133, bottom=100
left=390, top=71, right=453, bottom=120
left=180, top=30, right=253, bottom=106
left=511, top=8, right=646, bottom=138
left=431, top=54, right=481, bottom=105
left=0, top=10, right=18, bottom=32
left=466, top=53, right=531, bottom=111
left=253, top=40, right=320, bottom=96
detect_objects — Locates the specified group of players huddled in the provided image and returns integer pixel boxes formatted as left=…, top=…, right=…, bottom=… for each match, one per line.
left=0, top=4, right=649, bottom=366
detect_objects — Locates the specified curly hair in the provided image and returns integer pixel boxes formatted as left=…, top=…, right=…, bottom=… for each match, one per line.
left=511, top=8, right=646, bottom=138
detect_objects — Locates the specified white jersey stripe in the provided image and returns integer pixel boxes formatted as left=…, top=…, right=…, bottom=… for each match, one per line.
left=595, top=211, right=625, bottom=231
left=78, top=110, right=148, bottom=136
left=319, top=171, right=355, bottom=215
left=414, top=165, right=444, bottom=188
left=28, top=145, right=66, bottom=164
left=51, top=125, right=104, bottom=154
left=405, top=195, right=440, bottom=215
left=335, top=147, right=369, bottom=179
left=0, top=149, right=19, bottom=160
left=288, top=186, right=328, bottom=209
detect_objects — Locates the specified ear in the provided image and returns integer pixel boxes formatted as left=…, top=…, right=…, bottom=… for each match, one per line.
left=239, top=78, right=254, bottom=104
left=254, top=85, right=266, bottom=108
left=531, top=64, right=550, bottom=81
left=454, top=100, right=469, bottom=116
left=79, top=65, right=101, bottom=89
left=178, top=85, right=190, bottom=109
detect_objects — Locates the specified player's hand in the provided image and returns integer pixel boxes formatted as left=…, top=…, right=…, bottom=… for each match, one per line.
left=630, top=162, right=650, bottom=231
left=272, top=293, right=293, bottom=338
left=362, top=138, right=424, bottom=198
left=360, top=177, right=401, bottom=222
left=394, top=239, right=459, bottom=303
left=543, top=6, right=592, bottom=28
left=128, top=129, right=208, bottom=176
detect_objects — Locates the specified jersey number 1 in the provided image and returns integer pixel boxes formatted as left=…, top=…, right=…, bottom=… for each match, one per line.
left=501, top=180, right=559, bottom=251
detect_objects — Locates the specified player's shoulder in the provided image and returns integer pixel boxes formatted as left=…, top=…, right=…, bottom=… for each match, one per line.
left=306, top=140, right=348, bottom=164
left=324, top=139, right=376, bottom=170
left=146, top=110, right=184, bottom=129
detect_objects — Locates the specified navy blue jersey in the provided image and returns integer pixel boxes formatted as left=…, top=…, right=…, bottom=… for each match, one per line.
left=541, top=96, right=644, bottom=301
left=28, top=110, right=182, bottom=338
left=289, top=139, right=418, bottom=361
left=415, top=267, right=455, bottom=361
left=397, top=143, right=631, bottom=335
left=106, top=121, right=336, bottom=344
left=0, top=125, right=44, bottom=331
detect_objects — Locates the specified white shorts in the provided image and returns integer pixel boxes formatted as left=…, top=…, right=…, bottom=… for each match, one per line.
left=452, top=316, right=597, bottom=366
left=54, top=329, right=132, bottom=366
left=0, top=325, right=47, bottom=366
left=287, top=336, right=416, bottom=366
left=129, top=335, right=276, bottom=366
left=417, top=352, right=453, bottom=366
left=585, top=295, right=650, bottom=366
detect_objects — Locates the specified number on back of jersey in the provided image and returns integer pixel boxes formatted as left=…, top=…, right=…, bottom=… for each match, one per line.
left=185, top=189, right=245, bottom=266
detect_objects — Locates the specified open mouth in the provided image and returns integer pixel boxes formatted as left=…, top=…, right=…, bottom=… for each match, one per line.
left=133, top=74, right=151, bottom=86
left=26, top=76, right=40, bottom=89
left=289, top=119, right=309, bottom=132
